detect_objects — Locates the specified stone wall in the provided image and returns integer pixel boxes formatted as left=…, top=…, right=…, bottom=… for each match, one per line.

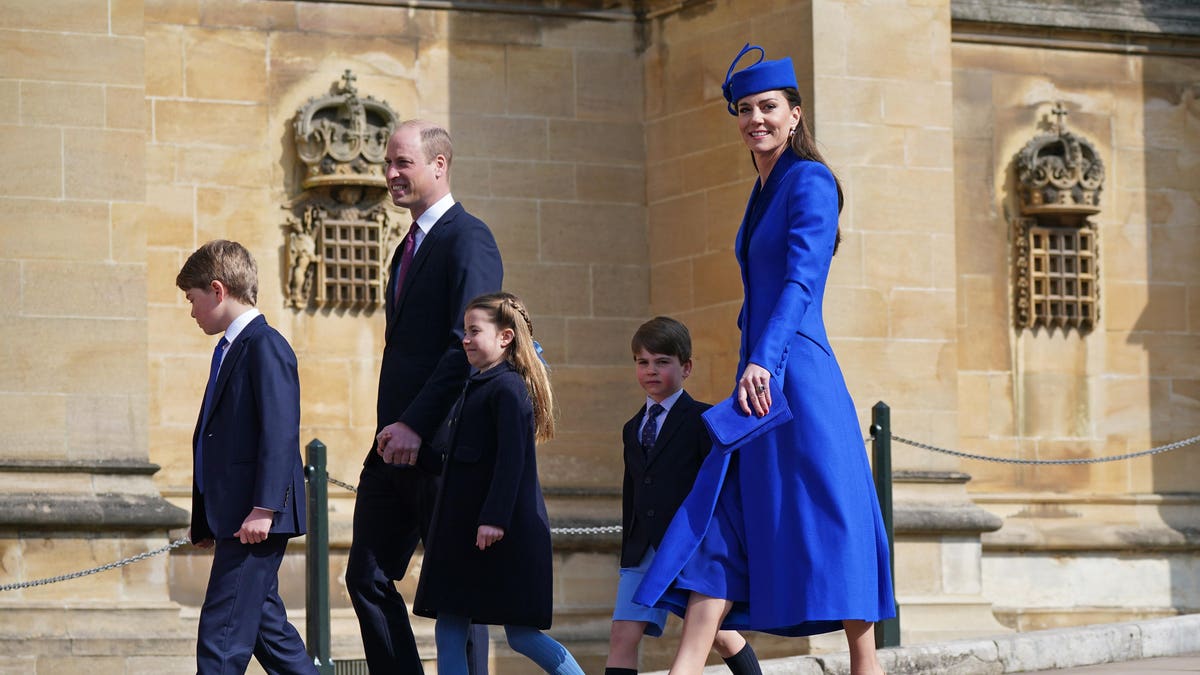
left=0, top=0, right=148, bottom=477
left=0, top=0, right=192, bottom=669
left=951, top=25, right=1200, bottom=628
left=811, top=0, right=961, bottom=468
left=953, top=38, right=1200, bottom=495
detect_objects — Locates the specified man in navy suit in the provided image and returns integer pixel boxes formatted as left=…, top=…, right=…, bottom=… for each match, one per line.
left=346, top=120, right=503, bottom=674
left=178, top=239, right=315, bottom=675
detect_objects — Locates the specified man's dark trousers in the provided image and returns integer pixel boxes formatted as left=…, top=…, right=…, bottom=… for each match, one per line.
left=348, top=464, right=489, bottom=674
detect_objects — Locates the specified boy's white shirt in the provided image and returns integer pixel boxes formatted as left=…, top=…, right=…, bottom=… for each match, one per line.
left=217, top=307, right=260, bottom=369
left=641, top=388, right=684, bottom=437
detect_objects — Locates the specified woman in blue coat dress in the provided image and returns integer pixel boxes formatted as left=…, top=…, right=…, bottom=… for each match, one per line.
left=633, top=44, right=894, bottom=674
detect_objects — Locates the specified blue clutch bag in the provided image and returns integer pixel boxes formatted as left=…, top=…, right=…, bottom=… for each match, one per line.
left=701, top=378, right=792, bottom=454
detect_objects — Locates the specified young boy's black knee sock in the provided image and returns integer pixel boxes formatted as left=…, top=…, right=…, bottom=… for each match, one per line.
left=723, top=641, right=763, bottom=675
left=605, top=668, right=637, bottom=675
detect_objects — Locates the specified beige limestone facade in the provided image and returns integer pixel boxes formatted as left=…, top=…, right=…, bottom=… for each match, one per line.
left=950, top=17, right=1200, bottom=631
left=1, top=0, right=1197, bottom=672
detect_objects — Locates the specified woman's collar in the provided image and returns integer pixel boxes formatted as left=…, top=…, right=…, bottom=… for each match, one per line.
left=756, top=146, right=798, bottom=186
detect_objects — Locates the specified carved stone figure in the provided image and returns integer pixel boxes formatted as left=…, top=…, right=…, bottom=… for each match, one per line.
left=286, top=207, right=322, bottom=308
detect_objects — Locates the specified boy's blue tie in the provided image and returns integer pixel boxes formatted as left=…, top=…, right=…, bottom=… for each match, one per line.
left=195, top=337, right=228, bottom=493
left=641, top=403, right=665, bottom=453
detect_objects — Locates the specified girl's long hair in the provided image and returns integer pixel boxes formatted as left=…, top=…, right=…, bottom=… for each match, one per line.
left=466, top=292, right=555, bottom=442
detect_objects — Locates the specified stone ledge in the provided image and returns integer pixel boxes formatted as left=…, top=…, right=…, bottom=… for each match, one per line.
left=896, top=502, right=1004, bottom=534
left=892, top=471, right=1004, bottom=535
left=645, top=613, right=1200, bottom=674
left=952, top=0, right=1200, bottom=37
left=0, top=493, right=189, bottom=530
left=985, top=523, right=1200, bottom=552
left=976, top=492, right=1200, bottom=552
left=0, top=459, right=162, bottom=475
left=894, top=470, right=972, bottom=484
left=0, top=635, right=194, bottom=657
left=0, top=603, right=187, bottom=641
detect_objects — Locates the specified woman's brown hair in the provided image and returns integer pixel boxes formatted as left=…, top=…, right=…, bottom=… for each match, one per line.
left=780, top=88, right=843, bottom=254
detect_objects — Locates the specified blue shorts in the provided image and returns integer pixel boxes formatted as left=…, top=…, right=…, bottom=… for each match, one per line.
left=612, top=548, right=669, bottom=637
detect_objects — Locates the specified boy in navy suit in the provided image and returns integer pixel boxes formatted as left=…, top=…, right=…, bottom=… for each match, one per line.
left=605, top=317, right=761, bottom=675
left=177, top=240, right=316, bottom=675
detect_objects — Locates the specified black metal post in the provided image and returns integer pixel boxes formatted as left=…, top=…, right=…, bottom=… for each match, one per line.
left=871, top=402, right=901, bottom=648
left=304, top=439, right=335, bottom=674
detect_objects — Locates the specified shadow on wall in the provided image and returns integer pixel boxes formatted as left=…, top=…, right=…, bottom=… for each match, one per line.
left=1136, top=51, right=1200, bottom=613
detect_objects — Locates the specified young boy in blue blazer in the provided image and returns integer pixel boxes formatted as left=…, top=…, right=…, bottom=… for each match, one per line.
left=605, top=317, right=761, bottom=675
left=177, top=240, right=315, bottom=674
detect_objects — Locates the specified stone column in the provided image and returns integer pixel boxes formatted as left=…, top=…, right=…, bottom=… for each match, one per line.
left=892, top=471, right=1011, bottom=643
left=811, top=0, right=960, bottom=467
left=805, top=0, right=1011, bottom=645
left=0, top=0, right=190, bottom=670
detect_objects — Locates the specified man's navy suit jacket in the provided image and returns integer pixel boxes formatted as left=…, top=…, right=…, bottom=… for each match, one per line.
left=367, top=202, right=503, bottom=464
left=191, top=314, right=306, bottom=541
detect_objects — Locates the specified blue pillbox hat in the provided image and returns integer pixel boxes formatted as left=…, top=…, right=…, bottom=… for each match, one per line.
left=722, top=43, right=799, bottom=115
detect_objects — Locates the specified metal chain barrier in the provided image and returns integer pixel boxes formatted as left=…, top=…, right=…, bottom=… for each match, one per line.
left=319, top=473, right=622, bottom=535
left=884, top=431, right=1200, bottom=465
left=325, top=474, right=359, bottom=494
left=550, top=524, right=623, bottom=535
left=15, top=427, right=1191, bottom=591
left=0, top=537, right=190, bottom=592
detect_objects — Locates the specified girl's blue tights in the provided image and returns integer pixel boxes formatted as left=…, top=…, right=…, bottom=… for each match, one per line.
left=435, top=613, right=584, bottom=675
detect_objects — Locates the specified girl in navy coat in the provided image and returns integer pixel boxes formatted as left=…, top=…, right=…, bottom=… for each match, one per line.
left=414, top=292, right=584, bottom=675
left=634, top=45, right=895, bottom=675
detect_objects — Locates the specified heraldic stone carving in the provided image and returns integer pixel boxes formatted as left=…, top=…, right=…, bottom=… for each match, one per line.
left=284, top=70, right=402, bottom=309
left=1011, top=103, right=1103, bottom=333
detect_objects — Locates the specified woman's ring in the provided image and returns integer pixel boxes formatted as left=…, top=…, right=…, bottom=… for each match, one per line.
left=755, top=385, right=765, bottom=393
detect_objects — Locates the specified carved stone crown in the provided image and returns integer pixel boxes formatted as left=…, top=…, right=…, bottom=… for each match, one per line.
left=293, top=70, right=398, bottom=190
left=1015, top=104, right=1105, bottom=217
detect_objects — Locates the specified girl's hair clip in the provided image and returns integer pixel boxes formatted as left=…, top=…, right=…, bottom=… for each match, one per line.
left=533, top=340, right=549, bottom=370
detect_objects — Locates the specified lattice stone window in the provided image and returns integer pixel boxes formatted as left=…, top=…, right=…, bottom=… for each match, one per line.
left=318, top=218, right=384, bottom=306
left=1018, top=223, right=1098, bottom=329
left=1012, top=104, right=1103, bottom=332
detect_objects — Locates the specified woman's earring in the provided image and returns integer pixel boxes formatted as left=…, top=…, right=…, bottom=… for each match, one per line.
left=788, top=127, right=796, bottom=139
